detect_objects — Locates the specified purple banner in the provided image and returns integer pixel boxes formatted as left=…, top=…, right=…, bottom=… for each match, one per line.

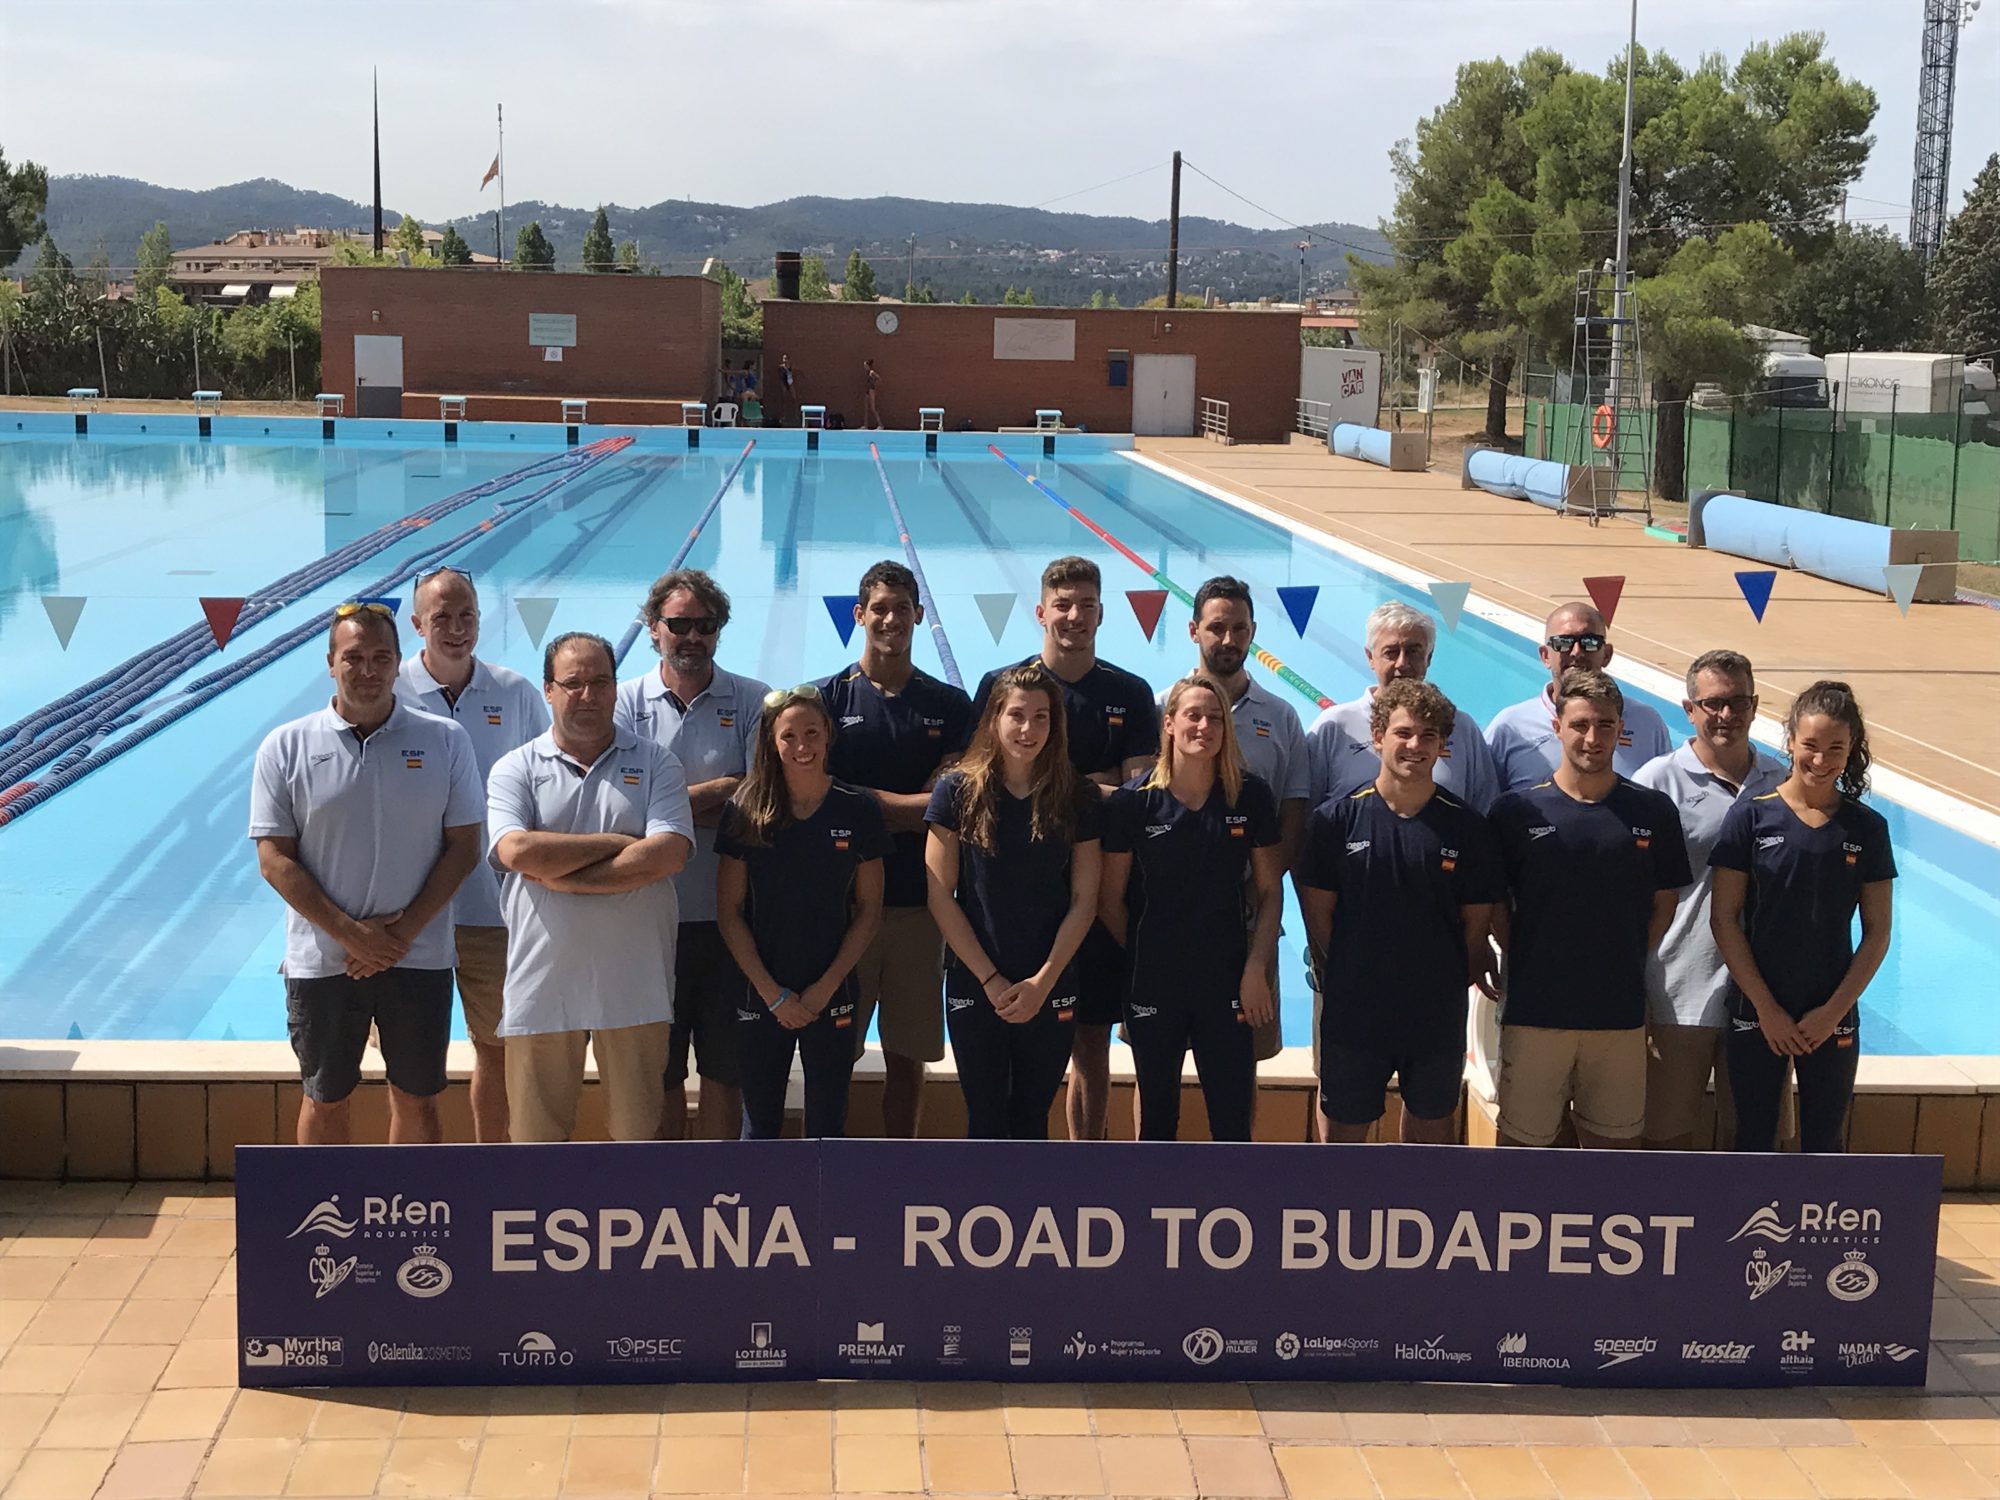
left=237, top=1141, right=1939, bottom=1389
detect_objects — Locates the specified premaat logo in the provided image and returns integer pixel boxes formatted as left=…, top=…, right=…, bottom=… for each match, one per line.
left=1729, top=1202, right=1796, bottom=1244
left=1183, top=1328, right=1224, bottom=1366
left=287, top=1196, right=358, bottom=1240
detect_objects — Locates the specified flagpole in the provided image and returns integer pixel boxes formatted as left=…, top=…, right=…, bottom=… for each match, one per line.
left=497, top=103, right=506, bottom=269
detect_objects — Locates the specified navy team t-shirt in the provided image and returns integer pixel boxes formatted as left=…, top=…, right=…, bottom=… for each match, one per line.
left=1101, top=773, right=1281, bottom=1007
left=1302, top=786, right=1506, bottom=1053
left=1709, top=790, right=1896, bottom=1025
left=715, top=782, right=891, bottom=993
left=972, top=657, right=1160, bottom=779
left=1487, top=778, right=1692, bottom=1030
left=925, top=770, right=1102, bottom=999
left=820, top=663, right=974, bottom=907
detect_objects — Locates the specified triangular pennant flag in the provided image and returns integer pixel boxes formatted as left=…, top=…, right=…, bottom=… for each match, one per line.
left=199, top=597, right=245, bottom=650
left=41, top=596, right=85, bottom=650
left=1126, top=589, right=1169, bottom=643
left=514, top=597, right=558, bottom=648
left=221, top=1023, right=239, bottom=1041
left=1734, top=571, right=1776, bottom=623
left=1428, top=581, right=1471, bottom=633
left=1276, top=585, right=1319, bottom=638
left=1582, top=575, right=1626, bottom=627
left=1883, top=564, right=1923, bottom=616
left=824, top=594, right=859, bottom=648
left=66, top=1021, right=82, bottom=1040
left=973, top=593, right=1015, bottom=644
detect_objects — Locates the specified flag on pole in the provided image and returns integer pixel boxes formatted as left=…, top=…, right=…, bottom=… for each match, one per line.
left=481, top=156, right=500, bottom=190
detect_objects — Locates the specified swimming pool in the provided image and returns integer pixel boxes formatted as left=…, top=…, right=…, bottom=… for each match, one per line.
left=2, top=426, right=1995, bottom=1053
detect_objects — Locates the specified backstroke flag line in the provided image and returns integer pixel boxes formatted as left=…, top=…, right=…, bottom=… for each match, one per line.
left=41, top=596, right=85, bottom=650
left=1428, top=582, right=1471, bottom=633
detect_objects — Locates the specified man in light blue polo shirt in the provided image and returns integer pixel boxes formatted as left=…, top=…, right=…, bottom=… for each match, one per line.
left=1486, top=600, right=1672, bottom=791
left=1164, top=577, right=1312, bottom=1082
left=250, top=604, right=485, bottom=1146
left=490, top=632, right=694, bottom=1142
left=399, top=566, right=549, bottom=1143
left=1633, top=648, right=1786, bottom=1150
left=1304, top=600, right=1500, bottom=813
left=614, top=567, right=767, bottom=1140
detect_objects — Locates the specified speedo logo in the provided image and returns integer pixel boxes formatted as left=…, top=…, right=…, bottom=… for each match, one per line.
left=1757, top=834, right=1785, bottom=850
left=839, top=715, right=865, bottom=728
left=1143, top=824, right=1172, bottom=838
left=1345, top=840, right=1371, bottom=855
left=1527, top=826, right=1556, bottom=841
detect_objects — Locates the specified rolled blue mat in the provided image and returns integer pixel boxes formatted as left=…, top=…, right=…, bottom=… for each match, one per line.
left=1330, top=423, right=1393, bottom=466
left=1465, top=448, right=1568, bottom=508
left=1701, top=494, right=1905, bottom=595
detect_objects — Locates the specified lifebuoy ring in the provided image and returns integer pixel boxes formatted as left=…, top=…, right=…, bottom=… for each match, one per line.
left=1591, top=404, right=1615, bottom=450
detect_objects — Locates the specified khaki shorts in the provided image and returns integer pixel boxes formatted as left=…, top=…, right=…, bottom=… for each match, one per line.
left=1646, top=1021, right=1794, bottom=1146
left=505, top=1022, right=671, bottom=1143
left=1497, top=1025, right=1646, bottom=1146
left=852, top=905, right=946, bottom=1064
left=453, top=925, right=508, bottom=1049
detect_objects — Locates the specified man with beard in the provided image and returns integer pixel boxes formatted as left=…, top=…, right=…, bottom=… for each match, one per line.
left=615, top=569, right=769, bottom=1138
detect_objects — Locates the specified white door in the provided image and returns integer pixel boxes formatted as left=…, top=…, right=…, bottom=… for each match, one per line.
left=354, top=335, right=404, bottom=418
left=1132, top=354, right=1197, bottom=436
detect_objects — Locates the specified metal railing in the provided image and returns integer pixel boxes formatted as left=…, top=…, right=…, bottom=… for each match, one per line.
left=1295, top=398, right=1332, bottom=439
left=1199, top=397, right=1231, bottom=442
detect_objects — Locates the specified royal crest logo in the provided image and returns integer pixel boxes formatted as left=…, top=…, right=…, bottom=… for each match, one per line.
left=396, top=1244, right=452, bottom=1299
left=1827, top=1251, right=1880, bottom=1303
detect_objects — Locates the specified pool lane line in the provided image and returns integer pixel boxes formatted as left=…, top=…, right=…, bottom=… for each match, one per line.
left=0, top=440, right=628, bottom=788
left=986, top=446, right=1334, bottom=711
left=870, top=443, right=964, bottom=691
left=0, top=437, right=638, bottom=828
left=613, top=439, right=756, bottom=667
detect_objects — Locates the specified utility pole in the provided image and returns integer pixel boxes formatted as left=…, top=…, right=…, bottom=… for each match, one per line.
left=371, top=68, right=383, bottom=256
left=1296, top=240, right=1310, bottom=304
left=907, top=234, right=917, bottom=300
left=1607, top=0, right=1638, bottom=414
left=1165, top=150, right=1181, bottom=310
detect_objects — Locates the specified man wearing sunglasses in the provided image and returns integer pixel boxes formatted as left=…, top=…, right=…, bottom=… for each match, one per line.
left=820, top=560, right=975, bottom=1137
left=1633, top=649, right=1787, bottom=1150
left=1485, top=601, right=1671, bottom=794
left=615, top=568, right=768, bottom=1140
left=250, top=603, right=486, bottom=1146
left=398, top=567, right=550, bottom=1143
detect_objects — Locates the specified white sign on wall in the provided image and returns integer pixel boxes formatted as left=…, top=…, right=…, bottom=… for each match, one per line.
left=993, top=319, right=1077, bottom=361
left=528, top=313, right=577, bottom=348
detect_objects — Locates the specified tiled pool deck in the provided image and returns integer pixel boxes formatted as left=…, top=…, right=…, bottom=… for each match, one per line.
left=3, top=1181, right=2000, bottom=1498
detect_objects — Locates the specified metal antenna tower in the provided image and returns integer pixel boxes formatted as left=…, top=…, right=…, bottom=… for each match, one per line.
left=1912, top=0, right=1981, bottom=265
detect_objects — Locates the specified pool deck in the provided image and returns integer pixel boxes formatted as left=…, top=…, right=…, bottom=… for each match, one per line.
left=3, top=1179, right=2000, bottom=1499
left=1133, top=438, right=2000, bottom=820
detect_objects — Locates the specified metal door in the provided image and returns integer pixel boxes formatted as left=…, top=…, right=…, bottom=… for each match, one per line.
left=354, top=335, right=404, bottom=418
left=1132, top=354, right=1196, bottom=436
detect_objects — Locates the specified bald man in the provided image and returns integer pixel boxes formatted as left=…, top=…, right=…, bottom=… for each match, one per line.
left=1485, top=602, right=1672, bottom=792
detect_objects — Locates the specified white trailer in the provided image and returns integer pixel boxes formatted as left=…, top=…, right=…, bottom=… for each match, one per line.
left=1826, top=351, right=1972, bottom=415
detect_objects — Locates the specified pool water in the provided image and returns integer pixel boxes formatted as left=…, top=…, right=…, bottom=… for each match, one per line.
left=1, top=431, right=1994, bottom=1052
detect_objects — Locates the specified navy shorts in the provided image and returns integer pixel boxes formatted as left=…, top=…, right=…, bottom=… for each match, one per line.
left=285, top=967, right=453, bottom=1103
left=1319, top=1038, right=1464, bottom=1125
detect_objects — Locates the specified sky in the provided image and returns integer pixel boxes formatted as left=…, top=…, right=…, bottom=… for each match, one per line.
left=2, top=0, right=1994, bottom=241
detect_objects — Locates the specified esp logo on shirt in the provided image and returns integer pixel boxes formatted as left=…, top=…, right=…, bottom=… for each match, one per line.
left=1105, top=704, right=1127, bottom=727
left=718, top=709, right=735, bottom=728
left=483, top=704, right=505, bottom=726
left=1631, top=825, right=1652, bottom=850
left=619, top=764, right=645, bottom=787
left=831, top=826, right=853, bottom=852
left=1843, top=840, right=1862, bottom=866
left=1440, top=845, right=1459, bottom=872
left=1225, top=813, right=1248, bottom=839
left=921, top=715, right=946, bottom=739
left=1618, top=730, right=1634, bottom=748
left=1251, top=716, right=1272, bottom=740
left=403, top=749, right=426, bottom=770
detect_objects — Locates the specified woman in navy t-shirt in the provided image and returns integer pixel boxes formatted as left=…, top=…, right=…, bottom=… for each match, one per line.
left=925, top=664, right=1102, bottom=1139
left=1710, top=681, right=1896, bottom=1153
left=717, top=685, right=888, bottom=1140
left=1100, top=672, right=1283, bottom=1141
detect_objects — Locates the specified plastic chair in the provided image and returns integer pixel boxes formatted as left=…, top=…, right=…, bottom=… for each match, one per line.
left=710, top=402, right=739, bottom=428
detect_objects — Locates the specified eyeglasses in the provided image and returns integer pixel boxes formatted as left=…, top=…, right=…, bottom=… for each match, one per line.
left=550, top=675, right=615, bottom=697
left=660, top=615, right=721, bottom=637
left=1547, top=632, right=1606, bottom=654
left=762, top=683, right=825, bottom=712
left=1691, top=694, right=1758, bottom=717
left=334, top=601, right=394, bottom=620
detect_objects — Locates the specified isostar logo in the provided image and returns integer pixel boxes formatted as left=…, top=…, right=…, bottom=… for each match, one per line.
left=498, top=1331, right=574, bottom=1369
left=1496, top=1332, right=1570, bottom=1370
left=1593, top=1337, right=1656, bottom=1370
left=1681, top=1339, right=1754, bottom=1366
left=243, top=1335, right=343, bottom=1369
left=1394, top=1334, right=1471, bottom=1365
left=286, top=1194, right=452, bottom=1241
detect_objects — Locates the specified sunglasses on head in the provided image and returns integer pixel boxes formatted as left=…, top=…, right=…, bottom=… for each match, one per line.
left=762, top=683, right=825, bottom=713
left=660, top=615, right=721, bottom=637
left=1547, top=632, right=1606, bottom=654
left=415, top=566, right=475, bottom=589
left=334, top=600, right=395, bottom=620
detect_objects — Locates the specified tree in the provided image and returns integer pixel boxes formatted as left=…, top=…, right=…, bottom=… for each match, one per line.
left=957, top=289, right=977, bottom=305
left=1139, top=293, right=1202, bottom=308
left=0, top=147, right=48, bottom=272
left=708, top=259, right=762, bottom=346
left=1002, top=285, right=1038, bottom=305
left=1768, top=225, right=1925, bottom=355
left=903, top=280, right=938, bottom=304
left=135, top=221, right=174, bottom=299
left=514, top=220, right=555, bottom=271
left=1636, top=223, right=1793, bottom=405
left=838, top=249, right=879, bottom=301
left=437, top=226, right=473, bottom=265
left=392, top=215, right=427, bottom=258
left=581, top=207, right=614, bottom=272
left=1088, top=290, right=1106, bottom=309
left=27, top=234, right=72, bottom=301
left=1929, top=153, right=2000, bottom=360
left=618, top=240, right=640, bottom=273
left=798, top=254, right=832, bottom=301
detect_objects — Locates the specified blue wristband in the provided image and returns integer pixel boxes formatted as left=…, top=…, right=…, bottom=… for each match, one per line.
left=767, top=987, right=794, bottom=1013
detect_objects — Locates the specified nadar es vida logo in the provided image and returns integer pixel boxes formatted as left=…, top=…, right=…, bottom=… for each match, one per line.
left=286, top=1193, right=452, bottom=1241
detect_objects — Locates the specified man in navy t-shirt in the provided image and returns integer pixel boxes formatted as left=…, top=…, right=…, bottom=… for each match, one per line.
left=821, top=560, right=974, bottom=1138
left=971, top=555, right=1159, bottom=1140
left=1301, top=679, right=1504, bottom=1144
left=1486, top=667, right=1691, bottom=1150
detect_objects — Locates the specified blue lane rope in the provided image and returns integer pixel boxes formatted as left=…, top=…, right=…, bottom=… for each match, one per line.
left=613, top=439, right=757, bottom=667
left=869, top=443, right=964, bottom=691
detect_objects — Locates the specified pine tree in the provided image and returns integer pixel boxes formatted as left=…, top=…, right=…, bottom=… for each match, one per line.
left=392, top=216, right=427, bottom=257
left=581, top=207, right=614, bottom=272
left=437, top=226, right=473, bottom=265
left=957, top=290, right=977, bottom=305
left=798, top=255, right=832, bottom=301
left=27, top=233, right=72, bottom=300
left=618, top=240, right=640, bottom=273
left=1929, top=153, right=2000, bottom=359
left=135, top=221, right=174, bottom=298
left=513, top=220, right=555, bottom=271
left=839, top=249, right=878, bottom=301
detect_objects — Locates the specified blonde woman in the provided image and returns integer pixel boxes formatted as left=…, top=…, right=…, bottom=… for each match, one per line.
left=1099, top=672, right=1283, bottom=1141
left=715, top=686, right=887, bottom=1139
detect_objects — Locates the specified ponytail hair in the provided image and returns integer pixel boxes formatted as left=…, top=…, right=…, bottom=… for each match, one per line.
left=1785, top=679, right=1872, bottom=798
